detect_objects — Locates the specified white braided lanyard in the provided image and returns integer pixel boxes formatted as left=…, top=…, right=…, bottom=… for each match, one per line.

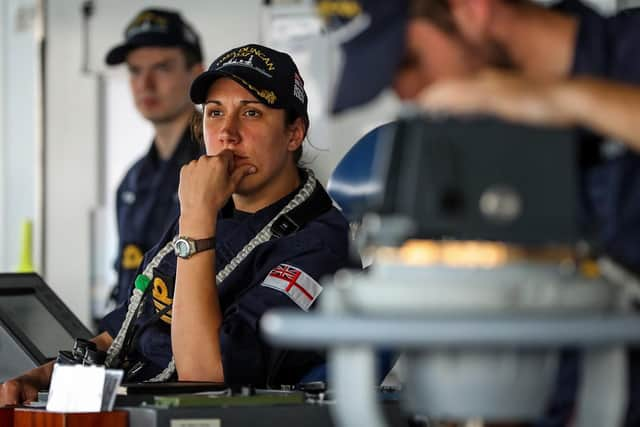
left=105, top=170, right=318, bottom=381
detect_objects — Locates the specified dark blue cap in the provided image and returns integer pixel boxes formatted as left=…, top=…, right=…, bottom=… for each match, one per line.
left=106, top=9, right=203, bottom=65
left=190, top=44, right=309, bottom=131
left=329, top=0, right=408, bottom=113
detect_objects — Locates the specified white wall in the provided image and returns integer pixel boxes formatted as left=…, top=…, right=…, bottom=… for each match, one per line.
left=45, top=0, right=100, bottom=326
left=0, top=0, right=39, bottom=273
left=0, top=1, right=5, bottom=272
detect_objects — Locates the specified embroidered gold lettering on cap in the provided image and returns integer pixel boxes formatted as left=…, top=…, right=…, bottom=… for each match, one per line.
left=234, top=76, right=277, bottom=104
left=217, top=47, right=276, bottom=72
left=122, top=244, right=144, bottom=270
left=152, top=276, right=173, bottom=324
left=189, top=43, right=307, bottom=124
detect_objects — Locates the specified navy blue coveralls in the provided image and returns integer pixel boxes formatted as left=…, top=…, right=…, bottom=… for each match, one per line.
left=101, top=175, right=352, bottom=386
left=540, top=2, right=640, bottom=426
left=113, top=128, right=201, bottom=305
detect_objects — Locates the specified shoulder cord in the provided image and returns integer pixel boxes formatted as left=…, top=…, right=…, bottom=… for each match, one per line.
left=105, top=170, right=318, bottom=381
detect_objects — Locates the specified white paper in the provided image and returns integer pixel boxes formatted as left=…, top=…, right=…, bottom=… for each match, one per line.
left=170, top=420, right=221, bottom=427
left=46, top=364, right=105, bottom=412
left=45, top=364, right=123, bottom=413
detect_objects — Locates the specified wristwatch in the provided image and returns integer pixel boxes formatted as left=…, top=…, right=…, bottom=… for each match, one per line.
left=173, top=236, right=216, bottom=259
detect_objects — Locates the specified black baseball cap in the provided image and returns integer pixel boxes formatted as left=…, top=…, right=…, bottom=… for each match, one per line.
left=190, top=44, right=309, bottom=130
left=105, top=8, right=203, bottom=66
left=327, top=0, right=408, bottom=113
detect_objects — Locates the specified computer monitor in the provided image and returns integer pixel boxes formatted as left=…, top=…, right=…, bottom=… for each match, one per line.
left=0, top=273, right=92, bottom=382
left=372, top=115, right=582, bottom=245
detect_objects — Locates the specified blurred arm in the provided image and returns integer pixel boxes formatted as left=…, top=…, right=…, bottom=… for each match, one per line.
left=419, top=69, right=640, bottom=152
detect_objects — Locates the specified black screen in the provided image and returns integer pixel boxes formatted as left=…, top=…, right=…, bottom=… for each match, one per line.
left=0, top=293, right=75, bottom=358
left=377, top=116, right=580, bottom=244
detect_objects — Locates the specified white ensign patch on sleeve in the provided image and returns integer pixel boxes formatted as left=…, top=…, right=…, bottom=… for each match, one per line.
left=261, top=264, right=323, bottom=311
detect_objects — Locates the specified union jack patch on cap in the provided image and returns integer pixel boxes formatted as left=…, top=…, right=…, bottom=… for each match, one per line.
left=261, top=264, right=323, bottom=311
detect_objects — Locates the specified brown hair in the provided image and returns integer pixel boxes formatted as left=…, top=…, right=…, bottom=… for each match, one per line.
left=181, top=47, right=202, bottom=69
left=285, top=107, right=307, bottom=164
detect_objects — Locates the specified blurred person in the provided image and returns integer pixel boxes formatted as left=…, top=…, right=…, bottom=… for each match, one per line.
left=0, top=43, right=353, bottom=404
left=413, top=2, right=640, bottom=151
left=106, top=8, right=204, bottom=306
left=333, top=0, right=640, bottom=151
left=333, top=0, right=640, bottom=301
left=333, top=0, right=640, bottom=266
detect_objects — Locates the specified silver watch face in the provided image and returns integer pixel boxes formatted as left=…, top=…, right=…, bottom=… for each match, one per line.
left=174, top=238, right=191, bottom=258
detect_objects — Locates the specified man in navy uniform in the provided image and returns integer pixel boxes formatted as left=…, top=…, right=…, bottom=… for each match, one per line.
left=105, top=8, right=204, bottom=305
left=329, top=0, right=640, bottom=425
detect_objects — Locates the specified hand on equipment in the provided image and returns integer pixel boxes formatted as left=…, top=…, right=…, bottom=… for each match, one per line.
left=0, top=375, right=40, bottom=406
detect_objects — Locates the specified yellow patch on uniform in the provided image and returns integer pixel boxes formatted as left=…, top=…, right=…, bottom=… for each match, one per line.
left=152, top=276, right=173, bottom=324
left=121, top=244, right=144, bottom=270
left=316, top=0, right=362, bottom=19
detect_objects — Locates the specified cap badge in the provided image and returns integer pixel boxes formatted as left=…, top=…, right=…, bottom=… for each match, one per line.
left=183, top=26, right=197, bottom=43
left=126, top=12, right=169, bottom=38
left=219, top=54, right=273, bottom=78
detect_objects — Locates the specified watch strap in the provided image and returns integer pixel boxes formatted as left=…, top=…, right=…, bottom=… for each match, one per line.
left=193, top=236, right=216, bottom=253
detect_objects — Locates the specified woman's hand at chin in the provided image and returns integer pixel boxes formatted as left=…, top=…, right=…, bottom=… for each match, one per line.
left=178, top=149, right=256, bottom=234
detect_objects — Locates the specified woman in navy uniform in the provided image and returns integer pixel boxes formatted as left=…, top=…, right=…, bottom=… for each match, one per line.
left=0, top=44, right=353, bottom=403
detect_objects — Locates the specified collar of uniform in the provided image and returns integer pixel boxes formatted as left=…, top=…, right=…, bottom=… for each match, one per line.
left=220, top=198, right=235, bottom=219
left=219, top=168, right=308, bottom=221
left=214, top=176, right=299, bottom=268
left=214, top=169, right=314, bottom=275
left=145, top=122, right=203, bottom=169
left=172, top=124, right=204, bottom=166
